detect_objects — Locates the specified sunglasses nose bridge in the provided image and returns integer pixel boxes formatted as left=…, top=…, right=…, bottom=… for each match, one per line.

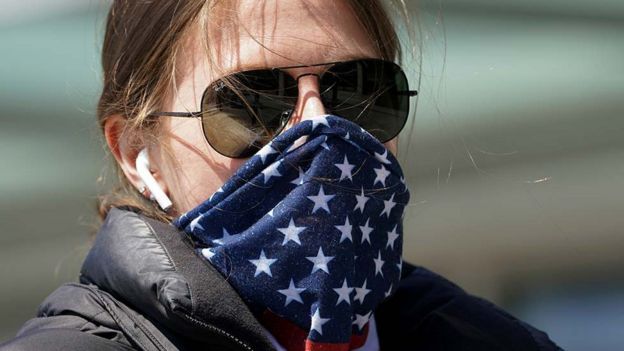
left=282, top=73, right=328, bottom=130
left=284, top=63, right=327, bottom=80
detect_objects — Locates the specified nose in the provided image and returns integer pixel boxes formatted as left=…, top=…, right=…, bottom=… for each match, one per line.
left=282, top=73, right=327, bottom=131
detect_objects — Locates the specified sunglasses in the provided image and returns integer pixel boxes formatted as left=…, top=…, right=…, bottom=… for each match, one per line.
left=148, top=58, right=417, bottom=158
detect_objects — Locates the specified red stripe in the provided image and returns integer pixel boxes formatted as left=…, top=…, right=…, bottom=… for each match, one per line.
left=349, top=323, right=369, bottom=349
left=305, top=340, right=349, bottom=351
left=260, top=309, right=369, bottom=351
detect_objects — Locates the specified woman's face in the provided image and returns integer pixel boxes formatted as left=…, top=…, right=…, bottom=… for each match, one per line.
left=152, top=0, right=399, bottom=215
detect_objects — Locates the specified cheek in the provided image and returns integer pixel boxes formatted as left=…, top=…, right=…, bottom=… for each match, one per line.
left=384, top=137, right=399, bottom=157
left=158, top=118, right=248, bottom=213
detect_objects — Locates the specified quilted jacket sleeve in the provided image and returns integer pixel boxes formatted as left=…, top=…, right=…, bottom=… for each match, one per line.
left=0, top=282, right=140, bottom=351
left=0, top=328, right=135, bottom=351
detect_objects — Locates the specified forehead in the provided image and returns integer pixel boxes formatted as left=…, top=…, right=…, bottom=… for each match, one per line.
left=196, top=0, right=378, bottom=75
left=231, top=0, right=378, bottom=66
left=171, top=0, right=379, bottom=110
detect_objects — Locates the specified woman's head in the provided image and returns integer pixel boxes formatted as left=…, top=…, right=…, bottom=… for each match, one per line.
left=98, top=0, right=410, bottom=223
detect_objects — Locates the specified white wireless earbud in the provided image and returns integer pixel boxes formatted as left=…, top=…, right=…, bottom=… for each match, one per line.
left=136, top=148, right=173, bottom=212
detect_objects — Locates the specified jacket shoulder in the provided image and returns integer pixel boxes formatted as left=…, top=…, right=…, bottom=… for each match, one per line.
left=2, top=207, right=277, bottom=351
left=376, top=263, right=563, bottom=351
left=0, top=282, right=168, bottom=351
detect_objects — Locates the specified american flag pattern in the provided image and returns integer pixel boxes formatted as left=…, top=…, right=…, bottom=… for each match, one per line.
left=174, top=115, right=410, bottom=351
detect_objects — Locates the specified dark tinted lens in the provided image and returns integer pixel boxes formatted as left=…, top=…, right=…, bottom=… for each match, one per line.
left=201, top=70, right=297, bottom=157
left=320, top=59, right=409, bottom=142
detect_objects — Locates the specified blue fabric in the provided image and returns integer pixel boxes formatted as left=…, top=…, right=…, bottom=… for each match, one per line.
left=174, top=115, right=410, bottom=345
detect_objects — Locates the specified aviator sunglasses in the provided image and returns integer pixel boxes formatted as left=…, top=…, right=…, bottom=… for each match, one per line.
left=148, top=58, right=418, bottom=158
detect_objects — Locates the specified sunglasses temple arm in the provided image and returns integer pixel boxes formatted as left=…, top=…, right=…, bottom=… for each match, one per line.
left=148, top=111, right=202, bottom=118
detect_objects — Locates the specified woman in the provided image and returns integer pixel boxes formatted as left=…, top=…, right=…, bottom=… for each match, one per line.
left=0, top=1, right=562, bottom=350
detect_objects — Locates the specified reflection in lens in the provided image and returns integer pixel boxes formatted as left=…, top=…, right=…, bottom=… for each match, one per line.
left=202, top=71, right=297, bottom=157
left=320, top=59, right=409, bottom=143
left=202, top=109, right=262, bottom=157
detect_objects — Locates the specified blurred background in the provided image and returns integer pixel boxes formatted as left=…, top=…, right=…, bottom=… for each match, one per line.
left=0, top=0, right=622, bottom=349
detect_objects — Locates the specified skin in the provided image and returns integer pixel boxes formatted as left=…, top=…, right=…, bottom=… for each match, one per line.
left=105, top=0, right=399, bottom=216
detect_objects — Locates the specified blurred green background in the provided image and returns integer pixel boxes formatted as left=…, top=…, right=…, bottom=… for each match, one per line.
left=1, top=0, right=623, bottom=349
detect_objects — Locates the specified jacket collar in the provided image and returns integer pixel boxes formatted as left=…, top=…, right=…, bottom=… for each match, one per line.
left=79, top=207, right=276, bottom=351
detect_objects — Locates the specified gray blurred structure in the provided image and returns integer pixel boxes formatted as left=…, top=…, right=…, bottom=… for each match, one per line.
left=1, top=1, right=623, bottom=349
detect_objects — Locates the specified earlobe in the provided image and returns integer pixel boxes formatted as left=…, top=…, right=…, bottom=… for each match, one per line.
left=103, top=115, right=171, bottom=209
left=136, top=148, right=173, bottom=211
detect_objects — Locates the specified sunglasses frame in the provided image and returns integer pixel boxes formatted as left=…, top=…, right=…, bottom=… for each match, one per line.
left=148, top=58, right=418, bottom=158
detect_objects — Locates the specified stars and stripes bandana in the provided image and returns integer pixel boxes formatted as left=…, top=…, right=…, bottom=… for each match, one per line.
left=174, top=115, right=410, bottom=351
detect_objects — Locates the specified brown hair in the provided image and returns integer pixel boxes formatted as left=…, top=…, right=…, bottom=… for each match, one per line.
left=96, top=0, right=415, bottom=225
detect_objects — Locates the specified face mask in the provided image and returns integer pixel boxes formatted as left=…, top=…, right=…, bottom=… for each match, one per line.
left=174, top=115, right=410, bottom=350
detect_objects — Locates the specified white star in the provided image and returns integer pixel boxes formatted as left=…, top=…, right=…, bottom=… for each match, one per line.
left=334, top=217, right=353, bottom=243
left=380, top=193, right=397, bottom=218
left=277, top=279, right=306, bottom=306
left=353, top=187, right=370, bottom=213
left=257, top=143, right=278, bottom=164
left=262, top=160, right=283, bottom=183
left=287, top=135, right=309, bottom=153
left=374, top=149, right=392, bottom=165
left=209, top=187, right=224, bottom=201
left=386, top=224, right=400, bottom=250
left=213, top=228, right=237, bottom=245
left=345, top=132, right=350, bottom=140
left=353, top=311, right=372, bottom=331
left=334, top=155, right=355, bottom=182
left=249, top=250, right=277, bottom=277
left=307, top=186, right=335, bottom=214
left=385, top=284, right=393, bottom=298
left=354, top=280, right=372, bottom=304
left=373, top=251, right=385, bottom=277
left=311, top=115, right=330, bottom=130
left=290, top=167, right=306, bottom=186
left=266, top=208, right=274, bottom=217
left=397, top=257, right=403, bottom=273
left=201, top=248, right=215, bottom=261
left=310, top=308, right=331, bottom=336
left=333, top=279, right=354, bottom=306
left=190, top=214, right=204, bottom=232
left=320, top=136, right=330, bottom=150
left=373, top=165, right=391, bottom=186
left=359, top=218, right=374, bottom=244
left=277, top=218, right=306, bottom=246
left=306, top=247, right=334, bottom=274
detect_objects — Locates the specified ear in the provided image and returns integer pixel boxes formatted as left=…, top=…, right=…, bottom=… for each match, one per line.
left=103, top=114, right=169, bottom=196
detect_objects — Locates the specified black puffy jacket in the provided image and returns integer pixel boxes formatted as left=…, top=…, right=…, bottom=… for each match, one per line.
left=0, top=207, right=562, bottom=350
